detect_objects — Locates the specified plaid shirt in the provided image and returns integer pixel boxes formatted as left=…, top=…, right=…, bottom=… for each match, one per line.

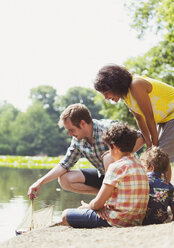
left=59, top=119, right=115, bottom=175
left=103, top=156, right=149, bottom=227
left=143, top=172, right=174, bottom=225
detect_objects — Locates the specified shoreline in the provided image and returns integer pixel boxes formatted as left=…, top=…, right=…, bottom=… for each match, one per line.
left=1, top=222, right=174, bottom=248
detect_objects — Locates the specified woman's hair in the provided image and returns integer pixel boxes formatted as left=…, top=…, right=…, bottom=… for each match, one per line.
left=102, top=122, right=138, bottom=152
left=140, top=146, right=169, bottom=173
left=94, top=64, right=132, bottom=97
left=58, top=103, right=92, bottom=128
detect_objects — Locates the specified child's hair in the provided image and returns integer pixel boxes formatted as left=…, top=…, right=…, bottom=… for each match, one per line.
left=140, top=146, right=169, bottom=173
left=58, top=103, right=92, bottom=128
left=102, top=122, right=138, bottom=152
left=94, top=64, right=132, bottom=97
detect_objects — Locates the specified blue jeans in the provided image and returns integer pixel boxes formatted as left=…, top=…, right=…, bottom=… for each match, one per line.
left=66, top=208, right=111, bottom=228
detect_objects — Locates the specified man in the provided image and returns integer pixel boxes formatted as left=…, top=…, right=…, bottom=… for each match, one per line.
left=28, top=103, right=144, bottom=200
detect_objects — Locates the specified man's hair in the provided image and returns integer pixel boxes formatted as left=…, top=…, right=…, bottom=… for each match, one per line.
left=58, top=103, right=92, bottom=128
left=94, top=64, right=132, bottom=97
left=140, top=146, right=169, bottom=173
left=102, top=122, right=138, bottom=152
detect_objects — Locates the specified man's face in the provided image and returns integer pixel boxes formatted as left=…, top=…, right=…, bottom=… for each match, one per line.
left=64, top=118, right=86, bottom=140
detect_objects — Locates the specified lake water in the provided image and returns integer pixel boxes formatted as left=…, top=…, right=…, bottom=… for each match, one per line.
left=0, top=167, right=93, bottom=243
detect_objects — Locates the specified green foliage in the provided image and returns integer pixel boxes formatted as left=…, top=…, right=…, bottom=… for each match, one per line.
left=0, top=144, right=13, bottom=155
left=0, top=155, right=92, bottom=169
left=30, top=85, right=58, bottom=116
left=124, top=0, right=174, bottom=86
left=13, top=102, right=69, bottom=156
left=94, top=94, right=137, bottom=126
left=55, top=87, right=104, bottom=120
left=0, top=102, right=20, bottom=155
left=124, top=0, right=173, bottom=39
left=0, top=155, right=61, bottom=169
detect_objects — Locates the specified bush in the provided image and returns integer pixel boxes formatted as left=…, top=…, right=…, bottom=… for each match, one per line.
left=0, top=144, right=13, bottom=155
left=16, top=145, right=31, bottom=156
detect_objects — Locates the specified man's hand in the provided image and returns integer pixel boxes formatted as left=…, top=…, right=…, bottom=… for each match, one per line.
left=28, top=181, right=42, bottom=200
left=78, top=200, right=90, bottom=209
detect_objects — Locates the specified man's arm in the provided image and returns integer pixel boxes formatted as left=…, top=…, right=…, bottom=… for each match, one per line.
left=28, top=139, right=82, bottom=200
left=28, top=163, right=67, bottom=200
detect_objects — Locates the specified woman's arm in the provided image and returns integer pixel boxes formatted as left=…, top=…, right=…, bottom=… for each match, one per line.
left=131, top=79, right=158, bottom=147
left=131, top=110, right=152, bottom=148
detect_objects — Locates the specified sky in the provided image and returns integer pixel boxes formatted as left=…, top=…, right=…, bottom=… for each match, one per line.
left=0, top=0, right=160, bottom=111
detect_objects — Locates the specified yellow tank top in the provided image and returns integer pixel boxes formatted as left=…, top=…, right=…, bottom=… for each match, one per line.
left=124, top=76, right=174, bottom=123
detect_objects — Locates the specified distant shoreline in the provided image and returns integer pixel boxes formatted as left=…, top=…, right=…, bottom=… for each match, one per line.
left=0, top=155, right=92, bottom=169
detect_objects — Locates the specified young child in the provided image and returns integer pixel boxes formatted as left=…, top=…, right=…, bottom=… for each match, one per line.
left=61, top=123, right=149, bottom=228
left=94, top=64, right=174, bottom=181
left=140, top=146, right=174, bottom=225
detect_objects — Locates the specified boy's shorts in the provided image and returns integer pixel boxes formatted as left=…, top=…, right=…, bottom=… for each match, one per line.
left=80, top=168, right=104, bottom=189
left=66, top=208, right=111, bottom=228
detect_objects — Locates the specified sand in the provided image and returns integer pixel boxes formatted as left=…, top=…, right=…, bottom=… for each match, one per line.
left=1, top=222, right=174, bottom=248
left=1, top=172, right=174, bottom=248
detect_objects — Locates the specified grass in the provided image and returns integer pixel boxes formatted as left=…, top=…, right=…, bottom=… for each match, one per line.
left=0, top=155, right=93, bottom=170
left=1, top=155, right=173, bottom=171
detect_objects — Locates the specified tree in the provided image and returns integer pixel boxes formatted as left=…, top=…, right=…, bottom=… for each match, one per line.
left=0, top=102, right=20, bottom=155
left=13, top=102, right=69, bottom=156
left=124, top=0, right=174, bottom=39
left=124, top=0, right=174, bottom=85
left=55, top=87, right=104, bottom=119
left=30, top=85, right=59, bottom=119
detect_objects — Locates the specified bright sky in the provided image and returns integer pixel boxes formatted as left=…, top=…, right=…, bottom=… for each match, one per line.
left=0, top=0, right=159, bottom=111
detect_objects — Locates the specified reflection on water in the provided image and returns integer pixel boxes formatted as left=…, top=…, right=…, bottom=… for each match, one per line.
left=0, top=167, right=93, bottom=243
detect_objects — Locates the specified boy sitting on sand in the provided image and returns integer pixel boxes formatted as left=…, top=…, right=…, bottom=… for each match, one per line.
left=140, top=146, right=174, bottom=225
left=61, top=123, right=149, bottom=228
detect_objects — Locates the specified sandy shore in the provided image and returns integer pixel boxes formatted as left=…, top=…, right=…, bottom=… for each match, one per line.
left=1, top=171, right=174, bottom=248
left=1, top=222, right=174, bottom=248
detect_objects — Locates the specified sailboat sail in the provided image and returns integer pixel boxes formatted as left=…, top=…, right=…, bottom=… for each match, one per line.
left=16, top=202, right=54, bottom=234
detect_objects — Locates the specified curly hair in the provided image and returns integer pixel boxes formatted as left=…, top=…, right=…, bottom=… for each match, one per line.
left=140, top=146, right=169, bottom=173
left=102, top=122, right=138, bottom=153
left=58, top=103, right=92, bottom=128
left=94, top=64, right=132, bottom=97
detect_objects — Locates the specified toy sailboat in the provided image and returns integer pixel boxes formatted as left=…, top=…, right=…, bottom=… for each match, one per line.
left=15, top=201, right=54, bottom=235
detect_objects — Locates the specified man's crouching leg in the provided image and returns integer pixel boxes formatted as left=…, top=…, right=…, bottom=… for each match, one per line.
left=58, top=169, right=99, bottom=195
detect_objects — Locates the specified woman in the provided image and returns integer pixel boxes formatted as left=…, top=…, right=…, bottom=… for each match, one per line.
left=94, top=64, right=174, bottom=181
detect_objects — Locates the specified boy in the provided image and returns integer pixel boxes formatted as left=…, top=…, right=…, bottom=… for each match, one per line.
left=61, top=123, right=149, bottom=228
left=140, top=146, right=174, bottom=225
